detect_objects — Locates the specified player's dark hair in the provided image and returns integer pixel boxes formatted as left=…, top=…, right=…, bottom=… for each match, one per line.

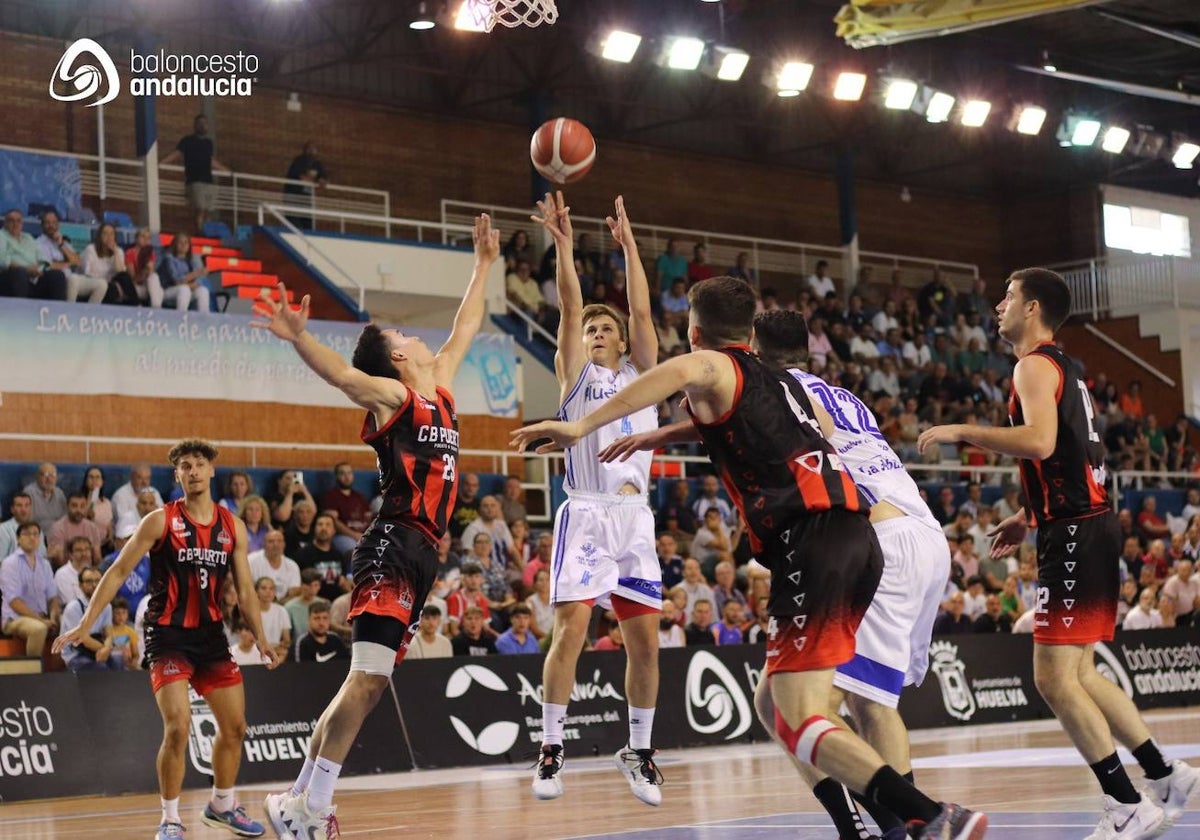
left=688, top=277, right=756, bottom=347
left=1009, top=268, right=1071, bottom=332
left=753, top=310, right=810, bottom=368
left=581, top=303, right=628, bottom=349
left=352, top=323, right=400, bottom=380
left=168, top=438, right=217, bottom=465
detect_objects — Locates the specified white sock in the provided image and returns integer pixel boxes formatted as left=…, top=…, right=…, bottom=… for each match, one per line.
left=161, top=797, right=181, bottom=824
left=307, top=757, right=342, bottom=811
left=291, top=757, right=316, bottom=796
left=210, top=786, right=235, bottom=813
left=628, top=706, right=655, bottom=751
left=542, top=703, right=568, bottom=747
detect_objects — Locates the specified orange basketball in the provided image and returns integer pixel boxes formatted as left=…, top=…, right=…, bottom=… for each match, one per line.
left=530, top=117, right=596, bottom=184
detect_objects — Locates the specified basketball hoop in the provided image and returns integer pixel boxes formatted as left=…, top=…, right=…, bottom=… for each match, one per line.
left=469, top=0, right=558, bottom=33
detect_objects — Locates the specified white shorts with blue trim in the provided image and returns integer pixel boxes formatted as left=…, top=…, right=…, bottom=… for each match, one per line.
left=550, top=490, right=662, bottom=610
left=833, top=515, right=950, bottom=708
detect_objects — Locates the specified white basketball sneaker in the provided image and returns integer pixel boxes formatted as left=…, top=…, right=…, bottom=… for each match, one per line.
left=263, top=791, right=292, bottom=838
left=1083, top=795, right=1165, bottom=840
left=1145, top=759, right=1200, bottom=827
left=274, top=791, right=339, bottom=840
left=613, top=746, right=663, bottom=807
left=531, top=744, right=565, bottom=800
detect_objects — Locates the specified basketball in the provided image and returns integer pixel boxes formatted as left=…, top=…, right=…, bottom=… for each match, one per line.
left=530, top=117, right=596, bottom=184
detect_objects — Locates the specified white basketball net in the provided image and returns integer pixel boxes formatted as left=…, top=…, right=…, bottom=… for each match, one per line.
left=469, top=0, right=559, bottom=33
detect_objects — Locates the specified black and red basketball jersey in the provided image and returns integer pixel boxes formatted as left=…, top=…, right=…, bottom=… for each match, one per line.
left=145, top=500, right=238, bottom=629
left=1008, top=342, right=1109, bottom=526
left=687, top=346, right=869, bottom=553
left=364, top=385, right=460, bottom=544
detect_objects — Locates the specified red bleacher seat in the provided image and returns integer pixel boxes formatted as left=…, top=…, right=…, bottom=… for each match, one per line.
left=207, top=256, right=263, bottom=273
left=221, top=271, right=279, bottom=289
left=239, top=285, right=294, bottom=303
left=160, top=233, right=222, bottom=248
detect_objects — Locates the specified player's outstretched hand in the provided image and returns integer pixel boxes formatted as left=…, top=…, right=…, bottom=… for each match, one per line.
left=987, top=511, right=1028, bottom=558
left=250, top=282, right=310, bottom=343
left=606, top=195, right=634, bottom=250
left=51, top=622, right=88, bottom=656
left=597, top=430, right=658, bottom=463
left=531, top=191, right=573, bottom=247
left=258, top=638, right=283, bottom=670
left=511, top=419, right=584, bottom=454
left=917, top=423, right=963, bottom=455
left=474, top=213, right=500, bottom=265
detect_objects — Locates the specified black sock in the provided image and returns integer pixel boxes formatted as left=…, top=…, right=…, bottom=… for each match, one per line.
left=851, top=789, right=907, bottom=833
left=1090, top=752, right=1140, bottom=804
left=865, top=765, right=940, bottom=826
left=813, top=778, right=872, bottom=840
left=1132, top=739, right=1172, bottom=781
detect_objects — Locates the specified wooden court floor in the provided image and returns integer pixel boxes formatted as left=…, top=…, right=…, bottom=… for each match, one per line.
left=6, top=708, right=1199, bottom=839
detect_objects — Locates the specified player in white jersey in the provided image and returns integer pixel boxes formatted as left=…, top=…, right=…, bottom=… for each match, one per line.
left=598, top=310, right=949, bottom=839
left=528, top=192, right=664, bottom=806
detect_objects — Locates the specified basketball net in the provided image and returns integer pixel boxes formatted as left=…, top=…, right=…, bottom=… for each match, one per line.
left=469, top=0, right=558, bottom=33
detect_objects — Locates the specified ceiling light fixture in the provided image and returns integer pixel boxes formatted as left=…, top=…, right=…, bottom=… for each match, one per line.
left=1172, top=139, right=1200, bottom=169
left=960, top=99, right=992, bottom=128
left=883, top=78, right=918, bottom=110
left=775, top=61, right=814, bottom=96
left=1100, top=126, right=1130, bottom=154
left=600, top=30, right=642, bottom=63
left=833, top=72, right=867, bottom=101
left=1011, top=105, right=1047, bottom=135
left=925, top=90, right=955, bottom=123
left=662, top=36, right=705, bottom=71
left=409, top=1, right=436, bottom=30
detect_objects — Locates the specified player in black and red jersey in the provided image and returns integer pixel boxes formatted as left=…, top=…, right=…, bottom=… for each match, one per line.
left=513, top=276, right=987, bottom=840
left=920, top=268, right=1198, bottom=840
left=55, top=439, right=279, bottom=840
left=254, top=214, right=499, bottom=840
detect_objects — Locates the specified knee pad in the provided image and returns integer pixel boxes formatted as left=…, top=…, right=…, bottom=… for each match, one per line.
left=775, top=712, right=842, bottom=766
left=350, top=641, right=397, bottom=677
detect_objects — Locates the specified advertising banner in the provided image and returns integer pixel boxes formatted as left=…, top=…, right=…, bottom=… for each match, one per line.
left=0, top=673, right=99, bottom=802
left=0, top=300, right=518, bottom=416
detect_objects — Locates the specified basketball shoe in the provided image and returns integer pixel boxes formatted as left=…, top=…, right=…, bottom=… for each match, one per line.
left=263, top=791, right=292, bottom=838
left=1145, top=759, right=1200, bottom=827
left=200, top=803, right=265, bottom=837
left=911, top=803, right=987, bottom=839
left=155, top=822, right=186, bottom=840
left=613, top=746, right=663, bottom=806
left=271, top=791, right=340, bottom=840
left=1082, top=795, right=1165, bottom=840
left=531, top=744, right=564, bottom=800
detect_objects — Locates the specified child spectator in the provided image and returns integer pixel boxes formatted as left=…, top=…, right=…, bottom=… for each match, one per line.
left=109, top=596, right=139, bottom=669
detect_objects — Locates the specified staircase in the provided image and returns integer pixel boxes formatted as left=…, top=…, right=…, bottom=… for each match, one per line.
left=161, top=233, right=298, bottom=313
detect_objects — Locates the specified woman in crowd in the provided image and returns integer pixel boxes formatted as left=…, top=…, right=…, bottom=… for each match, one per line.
left=525, top=568, right=554, bottom=640
left=123, top=227, right=163, bottom=306
left=81, top=222, right=137, bottom=305
left=156, top=232, right=211, bottom=311
left=266, top=469, right=314, bottom=526
left=80, top=465, right=114, bottom=550
left=221, top=470, right=254, bottom=513
left=238, top=494, right=272, bottom=555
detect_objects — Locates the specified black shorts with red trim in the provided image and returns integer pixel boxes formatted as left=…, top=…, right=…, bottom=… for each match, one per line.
left=1034, top=510, right=1119, bottom=646
left=348, top=518, right=438, bottom=662
left=144, top=622, right=241, bottom=695
left=763, top=508, right=883, bottom=675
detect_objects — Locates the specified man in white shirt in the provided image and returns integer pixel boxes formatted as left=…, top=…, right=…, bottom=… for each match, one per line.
left=657, top=599, right=685, bottom=648
left=1122, top=587, right=1163, bottom=631
left=692, top=475, right=735, bottom=526
left=249, top=530, right=301, bottom=602
left=55, top=536, right=97, bottom=605
left=254, top=577, right=293, bottom=660
left=807, top=260, right=836, bottom=299
left=678, top=558, right=714, bottom=617
left=405, top=604, right=453, bottom=659
left=872, top=299, right=900, bottom=335
left=112, top=464, right=164, bottom=531
left=849, top=324, right=881, bottom=361
left=0, top=493, right=46, bottom=560
left=902, top=332, right=932, bottom=368
left=1161, top=559, right=1199, bottom=627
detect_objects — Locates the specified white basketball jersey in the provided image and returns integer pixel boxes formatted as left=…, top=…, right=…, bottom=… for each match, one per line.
left=789, top=368, right=941, bottom=533
left=560, top=362, right=657, bottom=494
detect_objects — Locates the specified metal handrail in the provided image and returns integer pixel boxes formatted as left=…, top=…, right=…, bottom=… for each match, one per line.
left=501, top=297, right=558, bottom=346
left=258, top=204, right=368, bottom=312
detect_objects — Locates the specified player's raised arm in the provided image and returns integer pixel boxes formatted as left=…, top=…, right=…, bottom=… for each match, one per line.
left=607, top=196, right=657, bottom=373
left=597, top=419, right=701, bottom=463
left=435, top=214, right=502, bottom=389
left=531, top=191, right=585, bottom=394
left=252, top=282, right=408, bottom=413
left=52, top=508, right=164, bottom=655
left=511, top=350, right=734, bottom=453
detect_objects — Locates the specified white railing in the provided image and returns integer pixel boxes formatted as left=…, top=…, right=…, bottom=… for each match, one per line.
left=441, top=198, right=980, bottom=293
left=1061, top=255, right=1200, bottom=320
left=501, top=298, right=558, bottom=346
left=0, top=143, right=390, bottom=231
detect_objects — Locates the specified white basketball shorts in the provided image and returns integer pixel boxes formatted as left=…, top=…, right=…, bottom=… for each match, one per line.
left=833, top=515, right=950, bottom=708
left=550, top=490, right=662, bottom=611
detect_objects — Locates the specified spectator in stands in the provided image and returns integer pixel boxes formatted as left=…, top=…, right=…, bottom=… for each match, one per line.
left=687, top=244, right=716, bottom=286
left=108, top=596, right=138, bottom=669
left=47, top=492, right=104, bottom=565
left=157, top=232, right=211, bottom=311
left=468, top=533, right=516, bottom=623
left=509, top=518, right=533, bottom=577
left=219, top=470, right=253, bottom=513
left=254, top=577, right=292, bottom=661
left=657, top=479, right=698, bottom=541
left=679, top=557, right=714, bottom=615
left=660, top=277, right=690, bottom=327
left=78, top=222, right=136, bottom=305
left=452, top=606, right=498, bottom=656
left=849, top=323, right=881, bottom=362
left=507, top=258, right=557, bottom=329
left=428, top=532, right=462, bottom=601
left=55, top=536, right=96, bottom=604
left=1158, top=591, right=1178, bottom=628
left=284, top=498, right=318, bottom=556
left=78, top=466, right=114, bottom=550
left=918, top=269, right=955, bottom=326
left=589, top=621, right=622, bottom=652
left=295, top=512, right=348, bottom=603
left=656, top=533, right=684, bottom=590
left=228, top=619, right=266, bottom=666
left=406, top=605, right=453, bottom=660
left=1015, top=548, right=1040, bottom=612
left=519, top=530, right=549, bottom=592
left=827, top=322, right=853, bottom=364
left=973, top=594, right=1012, bottom=634
left=250, top=529, right=301, bottom=603
left=1116, top=578, right=1139, bottom=627
left=711, top=560, right=747, bottom=616
left=1137, top=496, right=1171, bottom=542
left=284, top=568, right=323, bottom=639
left=744, top=596, right=771, bottom=645
left=318, top=462, right=372, bottom=556
left=693, top=474, right=735, bottom=526
left=994, top=483, right=1021, bottom=522
left=266, top=469, right=314, bottom=526
left=712, top=600, right=745, bottom=645
left=807, top=260, right=836, bottom=299
left=495, top=603, right=540, bottom=654
left=1180, top=488, right=1200, bottom=524
left=502, top=229, right=535, bottom=273
left=295, top=599, right=349, bottom=662
left=691, top=508, right=736, bottom=576
left=123, top=227, right=162, bottom=306
left=867, top=356, right=901, bottom=398
left=933, top=591, right=972, bottom=634
left=0, top=207, right=68, bottom=300
left=111, top=463, right=163, bottom=531
left=449, top=472, right=481, bottom=544
left=1118, top=380, right=1145, bottom=419
left=238, top=495, right=271, bottom=554
left=1123, top=587, right=1162, bottom=630
left=160, top=114, right=230, bottom=233
left=806, top=317, right=834, bottom=369
left=872, top=299, right=900, bottom=335
left=37, top=210, right=105, bottom=303
left=684, top=599, right=715, bottom=646
left=962, top=576, right=988, bottom=620
left=59, top=568, right=121, bottom=672
left=1166, top=416, right=1193, bottom=472
left=0, top=521, right=60, bottom=656
left=932, top=486, right=958, bottom=527
left=1162, top=558, right=1198, bottom=627
left=24, top=462, right=67, bottom=534
left=499, top=475, right=527, bottom=526
left=656, top=599, right=685, bottom=648
left=462, top=495, right=516, bottom=569
left=0, top=493, right=45, bottom=560
left=446, top=561, right=492, bottom=637
left=654, top=238, right=687, bottom=290
left=526, top=567, right=553, bottom=640
left=728, top=251, right=757, bottom=284
left=101, top=493, right=157, bottom=616
left=282, top=141, right=328, bottom=230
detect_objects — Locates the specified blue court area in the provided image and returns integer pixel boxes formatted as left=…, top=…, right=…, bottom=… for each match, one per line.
left=569, top=812, right=1200, bottom=839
